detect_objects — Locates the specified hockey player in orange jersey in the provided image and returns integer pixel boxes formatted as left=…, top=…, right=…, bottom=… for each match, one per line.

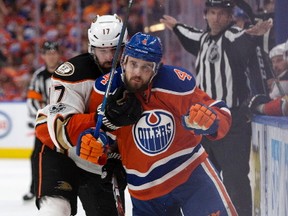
left=77, top=32, right=238, bottom=216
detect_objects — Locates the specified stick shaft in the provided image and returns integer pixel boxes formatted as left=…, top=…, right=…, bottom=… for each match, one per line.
left=112, top=175, right=125, bottom=216
left=94, top=0, right=134, bottom=138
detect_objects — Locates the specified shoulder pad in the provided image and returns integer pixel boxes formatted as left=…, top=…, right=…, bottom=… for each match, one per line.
left=53, top=53, right=102, bottom=82
left=55, top=61, right=75, bottom=76
left=153, top=65, right=196, bottom=93
left=94, top=67, right=123, bottom=94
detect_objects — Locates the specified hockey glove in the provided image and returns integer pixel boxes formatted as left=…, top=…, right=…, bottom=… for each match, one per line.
left=27, top=121, right=34, bottom=128
left=76, top=128, right=108, bottom=165
left=101, top=152, right=127, bottom=192
left=182, top=103, right=218, bottom=135
left=99, top=86, right=143, bottom=131
left=248, top=94, right=271, bottom=114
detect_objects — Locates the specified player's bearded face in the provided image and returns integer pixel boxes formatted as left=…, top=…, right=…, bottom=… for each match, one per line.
left=94, top=47, right=118, bottom=69
left=123, top=56, right=155, bottom=92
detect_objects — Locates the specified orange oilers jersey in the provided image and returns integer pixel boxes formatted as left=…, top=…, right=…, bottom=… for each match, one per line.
left=94, top=64, right=232, bottom=200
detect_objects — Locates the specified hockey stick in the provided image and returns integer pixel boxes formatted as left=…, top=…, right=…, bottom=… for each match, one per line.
left=94, top=1, right=134, bottom=215
left=255, top=46, right=269, bottom=95
left=94, top=0, right=134, bottom=138
left=112, top=174, right=125, bottom=216
left=268, top=60, right=286, bottom=97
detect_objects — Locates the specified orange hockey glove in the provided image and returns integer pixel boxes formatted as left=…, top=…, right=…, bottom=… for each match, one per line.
left=182, top=104, right=219, bottom=135
left=76, top=128, right=108, bottom=165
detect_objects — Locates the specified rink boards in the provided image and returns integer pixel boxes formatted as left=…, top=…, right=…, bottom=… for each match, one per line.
left=0, top=102, right=34, bottom=158
left=1, top=102, right=288, bottom=215
left=251, top=115, right=288, bottom=216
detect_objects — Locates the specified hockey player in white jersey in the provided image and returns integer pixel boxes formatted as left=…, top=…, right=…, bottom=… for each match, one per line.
left=34, top=14, right=128, bottom=216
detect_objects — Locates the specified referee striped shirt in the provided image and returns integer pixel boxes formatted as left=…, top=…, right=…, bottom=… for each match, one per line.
left=173, top=23, right=261, bottom=108
left=26, top=66, right=52, bottom=121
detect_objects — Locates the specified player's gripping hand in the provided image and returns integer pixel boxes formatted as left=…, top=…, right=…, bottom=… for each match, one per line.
left=99, top=86, right=143, bottom=131
left=76, top=128, right=107, bottom=165
left=101, top=152, right=127, bottom=192
left=248, top=94, right=271, bottom=114
left=182, top=104, right=219, bottom=135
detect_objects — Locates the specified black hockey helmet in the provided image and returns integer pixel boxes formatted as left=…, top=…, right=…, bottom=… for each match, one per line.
left=205, top=0, right=235, bottom=8
left=42, top=41, right=59, bottom=53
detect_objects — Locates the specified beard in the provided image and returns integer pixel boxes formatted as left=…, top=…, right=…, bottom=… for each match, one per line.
left=123, top=75, right=149, bottom=93
left=102, top=61, right=113, bottom=68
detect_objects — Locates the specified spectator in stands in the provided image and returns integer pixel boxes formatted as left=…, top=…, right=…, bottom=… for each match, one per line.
left=127, top=11, right=144, bottom=36
left=0, top=49, right=6, bottom=66
left=0, top=71, right=19, bottom=101
left=82, top=0, right=111, bottom=23
left=249, top=42, right=288, bottom=116
left=0, top=0, right=8, bottom=15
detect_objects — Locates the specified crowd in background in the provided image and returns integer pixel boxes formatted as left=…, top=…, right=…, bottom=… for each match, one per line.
left=0, top=0, right=279, bottom=102
left=0, top=0, right=167, bottom=101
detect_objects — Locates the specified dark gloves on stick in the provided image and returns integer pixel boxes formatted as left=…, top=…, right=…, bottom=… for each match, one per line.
left=101, top=152, right=127, bottom=192
left=99, top=86, right=143, bottom=131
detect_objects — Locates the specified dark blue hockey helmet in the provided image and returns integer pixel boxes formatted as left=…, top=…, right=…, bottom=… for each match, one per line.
left=122, top=32, right=163, bottom=72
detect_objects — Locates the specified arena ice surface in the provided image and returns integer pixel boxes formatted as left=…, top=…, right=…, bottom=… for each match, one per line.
left=0, top=159, right=258, bottom=215
left=0, top=159, right=132, bottom=216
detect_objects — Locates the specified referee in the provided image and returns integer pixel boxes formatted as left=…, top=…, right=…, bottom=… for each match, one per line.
left=23, top=41, right=62, bottom=201
left=160, top=0, right=273, bottom=215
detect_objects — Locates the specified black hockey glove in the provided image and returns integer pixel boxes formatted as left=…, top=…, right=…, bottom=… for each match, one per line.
left=101, top=152, right=127, bottom=192
left=27, top=122, right=34, bottom=128
left=248, top=94, right=271, bottom=114
left=99, top=86, right=143, bottom=131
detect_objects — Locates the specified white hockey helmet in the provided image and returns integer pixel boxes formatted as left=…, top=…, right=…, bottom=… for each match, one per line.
left=269, top=43, right=286, bottom=59
left=88, top=14, right=128, bottom=53
left=284, top=39, right=288, bottom=62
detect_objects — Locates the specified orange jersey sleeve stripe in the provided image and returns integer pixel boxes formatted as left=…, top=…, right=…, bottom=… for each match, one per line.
left=37, top=143, right=46, bottom=198
left=35, top=124, right=55, bottom=150
left=27, top=90, right=43, bottom=100
left=65, top=112, right=96, bottom=146
left=263, top=97, right=283, bottom=116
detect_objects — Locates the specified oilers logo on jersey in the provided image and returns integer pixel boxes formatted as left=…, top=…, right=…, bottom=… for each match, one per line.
left=132, top=109, right=175, bottom=156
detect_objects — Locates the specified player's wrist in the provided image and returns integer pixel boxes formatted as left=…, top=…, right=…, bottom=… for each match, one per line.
left=95, top=105, right=120, bottom=131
